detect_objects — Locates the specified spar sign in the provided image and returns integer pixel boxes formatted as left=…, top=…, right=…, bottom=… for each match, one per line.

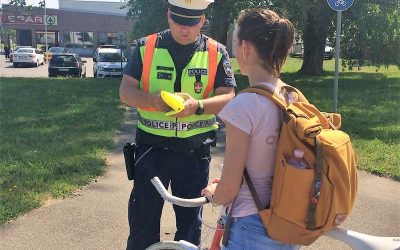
left=2, top=15, right=58, bottom=26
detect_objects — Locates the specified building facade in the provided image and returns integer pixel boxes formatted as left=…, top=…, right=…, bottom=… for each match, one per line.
left=1, top=0, right=134, bottom=56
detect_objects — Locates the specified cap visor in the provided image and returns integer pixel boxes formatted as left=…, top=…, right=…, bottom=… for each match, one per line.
left=171, top=14, right=200, bottom=26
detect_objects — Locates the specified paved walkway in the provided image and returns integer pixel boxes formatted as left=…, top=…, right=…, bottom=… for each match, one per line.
left=0, top=107, right=399, bottom=249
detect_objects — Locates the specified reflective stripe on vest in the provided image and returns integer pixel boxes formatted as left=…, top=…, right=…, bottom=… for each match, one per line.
left=203, top=38, right=217, bottom=99
left=139, top=115, right=216, bottom=131
left=140, top=33, right=158, bottom=112
left=142, top=33, right=158, bottom=94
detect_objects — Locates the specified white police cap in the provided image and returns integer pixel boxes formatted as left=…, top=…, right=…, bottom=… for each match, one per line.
left=168, top=0, right=214, bottom=26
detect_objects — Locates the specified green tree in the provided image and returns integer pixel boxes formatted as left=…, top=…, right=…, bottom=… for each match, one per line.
left=2, top=0, right=45, bottom=46
left=122, top=0, right=169, bottom=40
left=340, top=1, right=400, bottom=70
left=122, top=0, right=399, bottom=75
left=272, top=1, right=335, bottom=75
left=273, top=0, right=400, bottom=75
left=7, top=0, right=45, bottom=14
left=122, top=0, right=269, bottom=41
left=206, top=0, right=271, bottom=43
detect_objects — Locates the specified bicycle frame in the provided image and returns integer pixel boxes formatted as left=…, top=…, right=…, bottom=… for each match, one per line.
left=147, top=177, right=400, bottom=250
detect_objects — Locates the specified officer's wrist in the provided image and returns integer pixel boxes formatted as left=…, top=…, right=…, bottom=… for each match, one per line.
left=195, top=100, right=205, bottom=115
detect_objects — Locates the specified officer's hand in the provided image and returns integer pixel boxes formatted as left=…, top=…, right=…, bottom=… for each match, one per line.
left=173, top=93, right=198, bottom=118
left=150, top=90, right=170, bottom=112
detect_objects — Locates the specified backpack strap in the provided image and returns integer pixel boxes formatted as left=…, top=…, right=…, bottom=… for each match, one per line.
left=307, top=136, right=324, bottom=230
left=222, top=169, right=267, bottom=247
left=239, top=84, right=288, bottom=110
left=243, top=168, right=264, bottom=211
left=239, top=83, right=309, bottom=109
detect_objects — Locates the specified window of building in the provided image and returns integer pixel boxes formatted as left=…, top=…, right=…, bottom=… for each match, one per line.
left=116, top=31, right=128, bottom=49
left=97, top=32, right=118, bottom=46
left=63, top=31, right=94, bottom=48
left=35, top=31, right=56, bottom=44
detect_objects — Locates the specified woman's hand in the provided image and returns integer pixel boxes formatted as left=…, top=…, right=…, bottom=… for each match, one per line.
left=201, top=181, right=219, bottom=203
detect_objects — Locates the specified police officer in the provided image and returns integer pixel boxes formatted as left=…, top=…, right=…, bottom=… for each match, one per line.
left=119, top=0, right=236, bottom=249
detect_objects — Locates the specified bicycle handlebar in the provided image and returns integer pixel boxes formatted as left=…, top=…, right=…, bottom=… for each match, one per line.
left=151, top=176, right=400, bottom=250
left=151, top=177, right=208, bottom=207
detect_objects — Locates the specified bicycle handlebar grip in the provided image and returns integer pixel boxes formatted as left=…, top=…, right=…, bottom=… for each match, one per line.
left=151, top=177, right=170, bottom=199
left=151, top=177, right=208, bottom=207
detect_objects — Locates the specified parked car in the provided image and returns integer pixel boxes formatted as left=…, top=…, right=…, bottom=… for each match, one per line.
left=290, top=42, right=304, bottom=58
left=49, top=47, right=69, bottom=55
left=45, top=47, right=69, bottom=62
left=290, top=42, right=334, bottom=60
left=93, top=48, right=127, bottom=78
left=324, top=45, right=334, bottom=60
left=48, top=53, right=86, bottom=77
left=98, top=44, right=117, bottom=49
left=13, top=48, right=45, bottom=67
left=9, top=45, right=32, bottom=62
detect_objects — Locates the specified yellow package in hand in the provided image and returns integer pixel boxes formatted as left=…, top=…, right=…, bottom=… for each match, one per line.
left=160, top=91, right=185, bottom=116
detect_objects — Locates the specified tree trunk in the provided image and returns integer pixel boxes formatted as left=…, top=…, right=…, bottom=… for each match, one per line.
left=300, top=4, right=333, bottom=75
left=301, top=26, right=327, bottom=75
left=208, top=0, right=230, bottom=44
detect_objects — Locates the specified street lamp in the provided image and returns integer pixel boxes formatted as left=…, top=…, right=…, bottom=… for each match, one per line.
left=43, top=0, right=48, bottom=51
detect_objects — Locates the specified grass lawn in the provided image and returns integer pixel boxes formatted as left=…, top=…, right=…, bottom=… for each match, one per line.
left=234, top=57, right=400, bottom=181
left=0, top=57, right=398, bottom=226
left=0, top=78, right=125, bottom=225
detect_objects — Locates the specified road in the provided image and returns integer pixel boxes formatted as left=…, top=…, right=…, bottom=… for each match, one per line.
left=0, top=56, right=95, bottom=78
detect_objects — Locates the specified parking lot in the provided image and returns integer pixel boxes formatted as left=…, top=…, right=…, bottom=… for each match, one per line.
left=0, top=55, right=96, bottom=78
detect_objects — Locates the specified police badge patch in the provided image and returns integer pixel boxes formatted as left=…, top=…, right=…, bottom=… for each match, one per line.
left=194, top=81, right=203, bottom=94
left=222, top=60, right=234, bottom=77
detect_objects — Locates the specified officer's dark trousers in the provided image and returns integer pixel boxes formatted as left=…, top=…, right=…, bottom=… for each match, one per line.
left=126, top=144, right=210, bottom=250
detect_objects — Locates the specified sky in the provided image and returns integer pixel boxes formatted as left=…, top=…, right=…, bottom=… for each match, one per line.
left=1, top=0, right=122, bottom=9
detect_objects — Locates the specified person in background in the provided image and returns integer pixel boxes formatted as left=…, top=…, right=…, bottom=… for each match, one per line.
left=119, top=0, right=236, bottom=249
left=201, top=8, right=299, bottom=250
left=4, top=44, right=10, bottom=61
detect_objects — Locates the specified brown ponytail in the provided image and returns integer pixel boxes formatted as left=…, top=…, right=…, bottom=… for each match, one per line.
left=237, top=8, right=294, bottom=77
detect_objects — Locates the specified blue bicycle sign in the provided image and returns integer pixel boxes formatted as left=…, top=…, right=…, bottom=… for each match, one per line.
left=327, top=0, right=354, bottom=11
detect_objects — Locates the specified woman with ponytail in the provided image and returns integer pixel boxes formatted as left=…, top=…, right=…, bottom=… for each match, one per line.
left=201, top=8, right=299, bottom=249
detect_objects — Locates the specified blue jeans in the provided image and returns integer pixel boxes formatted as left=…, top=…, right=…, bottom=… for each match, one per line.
left=222, top=214, right=300, bottom=250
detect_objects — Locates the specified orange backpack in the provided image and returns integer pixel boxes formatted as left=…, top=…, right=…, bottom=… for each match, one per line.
left=239, top=83, right=358, bottom=245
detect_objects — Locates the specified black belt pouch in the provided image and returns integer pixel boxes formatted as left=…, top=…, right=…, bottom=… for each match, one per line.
left=123, top=142, right=137, bottom=180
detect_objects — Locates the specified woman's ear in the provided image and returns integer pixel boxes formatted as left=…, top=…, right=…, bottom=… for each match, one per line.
left=241, top=40, right=250, bottom=61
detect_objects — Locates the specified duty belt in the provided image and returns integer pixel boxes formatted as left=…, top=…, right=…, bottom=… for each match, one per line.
left=139, top=116, right=216, bottom=131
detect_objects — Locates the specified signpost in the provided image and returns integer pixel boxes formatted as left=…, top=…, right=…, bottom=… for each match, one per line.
left=117, top=34, right=126, bottom=77
left=327, top=0, right=354, bottom=112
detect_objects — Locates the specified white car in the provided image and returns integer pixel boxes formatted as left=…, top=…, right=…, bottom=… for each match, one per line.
left=93, top=48, right=127, bottom=78
left=324, top=46, right=334, bottom=60
left=13, top=48, right=45, bottom=67
left=9, top=45, right=32, bottom=62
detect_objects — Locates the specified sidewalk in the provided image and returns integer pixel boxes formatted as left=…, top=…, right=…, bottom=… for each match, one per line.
left=0, top=107, right=399, bottom=249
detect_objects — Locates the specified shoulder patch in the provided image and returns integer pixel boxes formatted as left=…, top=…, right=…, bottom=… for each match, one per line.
left=223, top=60, right=234, bottom=77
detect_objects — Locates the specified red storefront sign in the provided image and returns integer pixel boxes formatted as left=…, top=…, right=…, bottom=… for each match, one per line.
left=2, top=15, right=47, bottom=25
